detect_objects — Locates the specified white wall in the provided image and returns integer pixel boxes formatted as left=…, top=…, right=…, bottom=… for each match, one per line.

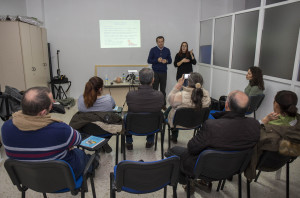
left=41, top=0, right=200, bottom=98
left=0, top=0, right=27, bottom=16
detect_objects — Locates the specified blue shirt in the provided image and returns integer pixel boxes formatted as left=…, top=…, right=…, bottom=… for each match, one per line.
left=147, top=46, right=172, bottom=73
left=78, top=94, right=116, bottom=112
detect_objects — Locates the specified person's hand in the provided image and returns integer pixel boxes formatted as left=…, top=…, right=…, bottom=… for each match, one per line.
left=175, top=75, right=185, bottom=90
left=158, top=57, right=162, bottom=62
left=182, top=58, right=190, bottom=63
left=69, top=146, right=74, bottom=151
left=261, top=112, right=280, bottom=124
left=162, top=59, right=167, bottom=64
left=190, top=49, right=193, bottom=56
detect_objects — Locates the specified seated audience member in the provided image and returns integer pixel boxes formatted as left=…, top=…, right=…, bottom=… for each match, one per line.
left=1, top=87, right=90, bottom=179
left=245, top=90, right=300, bottom=180
left=78, top=76, right=116, bottom=112
left=245, top=66, right=265, bottom=96
left=166, top=72, right=211, bottom=143
left=125, top=68, right=164, bottom=150
left=76, top=76, right=117, bottom=153
left=166, top=90, right=260, bottom=193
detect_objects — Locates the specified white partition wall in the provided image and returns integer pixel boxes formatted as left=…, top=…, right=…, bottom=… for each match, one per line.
left=199, top=0, right=300, bottom=120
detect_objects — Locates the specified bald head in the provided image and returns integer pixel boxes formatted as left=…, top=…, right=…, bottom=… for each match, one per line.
left=226, top=90, right=249, bottom=114
left=22, top=87, right=52, bottom=116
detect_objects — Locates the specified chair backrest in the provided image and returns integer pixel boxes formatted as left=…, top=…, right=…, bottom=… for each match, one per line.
left=115, top=156, right=180, bottom=193
left=193, top=149, right=253, bottom=181
left=256, top=151, right=296, bottom=171
left=173, top=107, right=210, bottom=129
left=248, top=94, right=265, bottom=113
left=125, top=111, right=164, bottom=135
left=4, top=159, right=78, bottom=194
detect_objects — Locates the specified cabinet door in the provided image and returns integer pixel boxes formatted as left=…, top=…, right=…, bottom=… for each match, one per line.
left=19, top=22, right=37, bottom=89
left=30, top=25, right=46, bottom=87
left=0, top=22, right=26, bottom=90
left=41, top=28, right=50, bottom=85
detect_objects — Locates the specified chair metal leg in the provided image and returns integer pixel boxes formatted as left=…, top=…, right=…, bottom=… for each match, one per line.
left=110, top=172, right=116, bottom=198
left=164, top=186, right=167, bottom=198
left=286, top=162, right=289, bottom=198
left=221, top=179, right=226, bottom=190
left=238, top=174, right=242, bottom=198
left=81, top=189, right=85, bottom=198
left=217, top=180, right=222, bottom=191
left=168, top=126, right=171, bottom=149
left=122, top=135, right=126, bottom=160
left=247, top=179, right=250, bottom=198
left=193, top=129, right=196, bottom=137
left=161, top=131, right=164, bottom=159
left=115, top=134, right=119, bottom=165
left=155, top=133, right=158, bottom=151
left=42, top=193, right=47, bottom=198
left=22, top=191, right=25, bottom=198
left=187, top=178, right=191, bottom=198
left=254, top=111, right=256, bottom=119
left=90, top=176, right=96, bottom=198
left=254, top=170, right=261, bottom=182
left=173, top=185, right=177, bottom=198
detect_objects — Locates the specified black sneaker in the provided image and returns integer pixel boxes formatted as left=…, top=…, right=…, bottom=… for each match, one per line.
left=171, top=135, right=178, bottom=144
left=193, top=179, right=212, bottom=193
left=182, top=182, right=196, bottom=195
left=126, top=143, right=133, bottom=150
left=145, top=142, right=154, bottom=148
left=102, top=143, right=112, bottom=153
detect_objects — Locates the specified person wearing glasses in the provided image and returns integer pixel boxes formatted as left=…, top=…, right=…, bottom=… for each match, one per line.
left=147, top=36, right=172, bottom=110
left=174, top=42, right=197, bottom=81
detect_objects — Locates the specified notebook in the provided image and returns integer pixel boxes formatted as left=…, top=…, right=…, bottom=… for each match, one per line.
left=80, top=136, right=105, bottom=149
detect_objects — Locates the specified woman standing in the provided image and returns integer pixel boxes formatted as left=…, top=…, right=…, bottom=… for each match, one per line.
left=174, top=42, right=197, bottom=81
left=245, top=66, right=265, bottom=96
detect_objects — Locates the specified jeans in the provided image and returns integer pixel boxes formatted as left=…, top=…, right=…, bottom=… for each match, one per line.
left=66, top=148, right=89, bottom=179
left=126, top=134, right=155, bottom=144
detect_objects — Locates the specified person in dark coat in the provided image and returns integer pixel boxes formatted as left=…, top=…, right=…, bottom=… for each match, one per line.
left=166, top=90, right=260, bottom=193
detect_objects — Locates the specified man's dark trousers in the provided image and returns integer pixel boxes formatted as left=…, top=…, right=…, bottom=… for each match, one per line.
left=153, top=72, right=167, bottom=105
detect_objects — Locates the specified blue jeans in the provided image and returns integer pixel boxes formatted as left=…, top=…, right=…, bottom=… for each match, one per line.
left=64, top=148, right=89, bottom=179
left=126, top=134, right=155, bottom=144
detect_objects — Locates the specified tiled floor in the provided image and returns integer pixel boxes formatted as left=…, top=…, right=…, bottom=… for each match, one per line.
left=0, top=104, right=299, bottom=198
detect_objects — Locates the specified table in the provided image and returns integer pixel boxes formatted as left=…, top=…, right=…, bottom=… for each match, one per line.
left=102, top=81, right=140, bottom=111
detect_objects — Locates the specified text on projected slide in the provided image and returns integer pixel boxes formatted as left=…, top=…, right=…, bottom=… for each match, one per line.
left=99, top=20, right=141, bottom=48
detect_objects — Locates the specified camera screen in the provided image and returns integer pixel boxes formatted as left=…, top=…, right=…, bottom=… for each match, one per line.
left=184, top=74, right=190, bottom=79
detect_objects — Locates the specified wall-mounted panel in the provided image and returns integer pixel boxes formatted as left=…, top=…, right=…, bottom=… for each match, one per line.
left=199, top=20, right=213, bottom=64
left=232, top=11, right=259, bottom=71
left=213, top=16, right=232, bottom=68
left=259, top=2, right=300, bottom=80
left=211, top=68, right=228, bottom=98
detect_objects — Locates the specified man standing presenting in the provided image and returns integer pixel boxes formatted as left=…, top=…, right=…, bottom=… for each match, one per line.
left=125, top=68, right=164, bottom=150
left=147, top=36, right=172, bottom=109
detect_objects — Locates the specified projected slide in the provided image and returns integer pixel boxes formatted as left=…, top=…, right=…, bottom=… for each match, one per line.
left=99, top=20, right=141, bottom=48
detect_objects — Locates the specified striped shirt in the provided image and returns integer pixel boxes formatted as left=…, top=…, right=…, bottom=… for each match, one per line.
left=1, top=120, right=82, bottom=162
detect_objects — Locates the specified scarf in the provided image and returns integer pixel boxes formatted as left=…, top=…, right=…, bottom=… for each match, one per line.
left=12, top=110, right=62, bottom=131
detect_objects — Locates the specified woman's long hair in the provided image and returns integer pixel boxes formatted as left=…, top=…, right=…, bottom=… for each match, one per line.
left=83, top=76, right=103, bottom=108
left=188, top=72, right=204, bottom=110
left=178, top=42, right=190, bottom=58
left=275, top=90, right=298, bottom=117
left=249, top=66, right=265, bottom=90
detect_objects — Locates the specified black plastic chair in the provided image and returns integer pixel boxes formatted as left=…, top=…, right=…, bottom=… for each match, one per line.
left=246, top=94, right=265, bottom=119
left=186, top=149, right=253, bottom=198
left=121, top=111, right=165, bottom=160
left=110, top=156, right=180, bottom=198
left=4, top=153, right=98, bottom=198
left=167, top=107, right=210, bottom=149
left=246, top=151, right=297, bottom=198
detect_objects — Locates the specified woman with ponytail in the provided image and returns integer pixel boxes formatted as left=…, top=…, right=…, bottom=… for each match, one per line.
left=261, top=90, right=298, bottom=126
left=78, top=76, right=115, bottom=112
left=245, top=91, right=300, bottom=180
left=166, top=72, right=211, bottom=143
left=76, top=76, right=116, bottom=153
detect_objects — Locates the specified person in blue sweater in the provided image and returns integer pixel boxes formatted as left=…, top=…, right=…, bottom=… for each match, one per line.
left=147, top=36, right=172, bottom=109
left=1, top=87, right=91, bottom=179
